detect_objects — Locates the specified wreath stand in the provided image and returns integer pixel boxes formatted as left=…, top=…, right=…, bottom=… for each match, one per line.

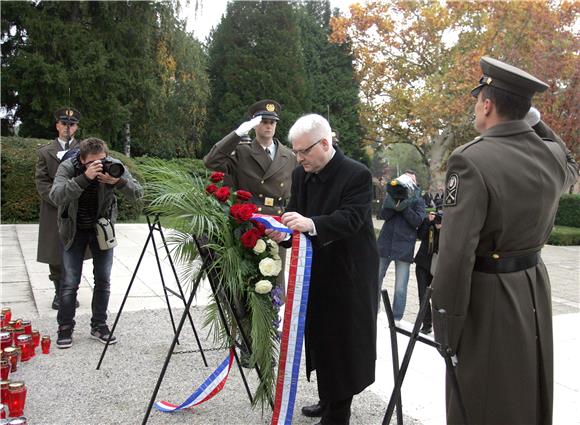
left=141, top=234, right=273, bottom=424
left=96, top=214, right=207, bottom=370
left=381, top=287, right=468, bottom=424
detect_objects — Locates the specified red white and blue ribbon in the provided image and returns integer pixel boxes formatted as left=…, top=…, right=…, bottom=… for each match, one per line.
left=271, top=232, right=312, bottom=425
left=251, top=213, right=293, bottom=234
left=154, top=348, right=235, bottom=413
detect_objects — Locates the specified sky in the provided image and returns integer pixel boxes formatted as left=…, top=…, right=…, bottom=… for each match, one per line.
left=181, top=0, right=355, bottom=42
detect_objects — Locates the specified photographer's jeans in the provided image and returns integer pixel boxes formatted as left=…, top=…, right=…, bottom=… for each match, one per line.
left=378, top=258, right=411, bottom=321
left=57, top=229, right=113, bottom=328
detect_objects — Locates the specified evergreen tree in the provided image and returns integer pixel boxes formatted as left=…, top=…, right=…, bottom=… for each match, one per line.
left=204, top=1, right=308, bottom=153
left=296, top=1, right=366, bottom=163
left=1, top=0, right=208, bottom=158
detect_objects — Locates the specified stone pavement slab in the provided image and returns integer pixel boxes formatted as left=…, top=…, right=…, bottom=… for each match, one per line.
left=1, top=223, right=579, bottom=424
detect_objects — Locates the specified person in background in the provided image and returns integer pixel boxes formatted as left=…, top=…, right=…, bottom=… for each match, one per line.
left=50, top=138, right=143, bottom=349
left=377, top=170, right=425, bottom=323
left=35, top=108, right=82, bottom=310
left=413, top=209, right=443, bottom=334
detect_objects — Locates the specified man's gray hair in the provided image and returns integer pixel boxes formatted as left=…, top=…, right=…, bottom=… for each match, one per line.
left=288, top=114, right=332, bottom=144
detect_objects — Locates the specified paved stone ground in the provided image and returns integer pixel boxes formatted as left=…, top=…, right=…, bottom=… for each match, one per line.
left=1, top=223, right=579, bottom=424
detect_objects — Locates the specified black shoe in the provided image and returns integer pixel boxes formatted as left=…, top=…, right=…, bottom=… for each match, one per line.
left=420, top=324, right=432, bottom=334
left=56, top=325, right=74, bottom=349
left=90, top=324, right=117, bottom=345
left=301, top=402, right=324, bottom=417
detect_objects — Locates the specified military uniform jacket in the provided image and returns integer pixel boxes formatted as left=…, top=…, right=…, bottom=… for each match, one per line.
left=203, top=132, right=297, bottom=215
left=35, top=138, right=79, bottom=264
left=284, top=149, right=379, bottom=402
left=431, top=120, right=578, bottom=425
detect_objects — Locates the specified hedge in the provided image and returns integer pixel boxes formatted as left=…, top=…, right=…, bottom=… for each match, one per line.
left=1, top=137, right=143, bottom=223
left=134, top=156, right=207, bottom=179
left=547, top=226, right=580, bottom=246
left=554, top=194, right=580, bottom=228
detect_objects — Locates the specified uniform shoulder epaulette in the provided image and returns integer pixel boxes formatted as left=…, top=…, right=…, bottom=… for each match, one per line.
left=458, top=136, right=484, bottom=153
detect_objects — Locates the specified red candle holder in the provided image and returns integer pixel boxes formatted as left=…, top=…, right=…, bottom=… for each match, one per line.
left=1, top=380, right=9, bottom=403
left=41, top=336, right=51, bottom=354
left=31, top=332, right=40, bottom=348
left=0, top=314, right=5, bottom=328
left=7, top=381, right=26, bottom=418
left=12, top=321, right=21, bottom=331
left=20, top=322, right=31, bottom=337
left=14, top=337, right=31, bottom=363
left=0, top=333, right=11, bottom=351
left=2, top=348, right=17, bottom=373
left=11, top=329, right=24, bottom=347
left=0, top=361, right=9, bottom=381
left=1, top=309, right=11, bottom=325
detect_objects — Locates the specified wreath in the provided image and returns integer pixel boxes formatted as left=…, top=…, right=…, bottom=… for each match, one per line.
left=142, top=162, right=281, bottom=408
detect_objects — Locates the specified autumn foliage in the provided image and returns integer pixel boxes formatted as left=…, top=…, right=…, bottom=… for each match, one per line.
left=330, top=1, right=579, bottom=186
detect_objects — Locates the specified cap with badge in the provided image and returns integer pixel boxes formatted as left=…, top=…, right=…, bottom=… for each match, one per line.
left=247, top=99, right=281, bottom=121
left=471, top=56, right=549, bottom=100
left=54, top=108, right=81, bottom=124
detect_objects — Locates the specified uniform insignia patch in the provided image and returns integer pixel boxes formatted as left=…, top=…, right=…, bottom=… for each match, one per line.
left=266, top=103, right=275, bottom=112
left=444, top=172, right=459, bottom=207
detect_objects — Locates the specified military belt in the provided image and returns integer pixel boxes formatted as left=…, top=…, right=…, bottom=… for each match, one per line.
left=473, top=250, right=540, bottom=274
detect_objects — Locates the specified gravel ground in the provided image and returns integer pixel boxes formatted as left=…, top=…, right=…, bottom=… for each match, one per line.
left=9, top=307, right=416, bottom=425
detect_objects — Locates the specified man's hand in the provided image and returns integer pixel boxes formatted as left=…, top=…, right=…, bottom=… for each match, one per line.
left=282, top=212, right=314, bottom=233
left=265, top=228, right=288, bottom=243
left=97, top=173, right=120, bottom=185
left=84, top=160, right=103, bottom=180
left=235, top=115, right=262, bottom=136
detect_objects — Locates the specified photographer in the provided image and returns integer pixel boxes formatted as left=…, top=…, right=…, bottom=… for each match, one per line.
left=49, top=138, right=143, bottom=349
left=413, top=209, right=443, bottom=334
left=377, top=171, right=425, bottom=322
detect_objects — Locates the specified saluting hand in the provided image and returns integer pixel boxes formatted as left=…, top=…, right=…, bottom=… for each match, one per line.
left=282, top=212, right=314, bottom=233
left=234, top=115, right=262, bottom=136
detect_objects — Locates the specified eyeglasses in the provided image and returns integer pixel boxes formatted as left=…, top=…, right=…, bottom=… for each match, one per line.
left=292, top=139, right=322, bottom=156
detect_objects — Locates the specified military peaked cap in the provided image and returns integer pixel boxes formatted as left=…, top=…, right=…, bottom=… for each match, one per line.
left=471, top=56, right=549, bottom=100
left=247, top=99, right=281, bottom=121
left=54, top=108, right=81, bottom=124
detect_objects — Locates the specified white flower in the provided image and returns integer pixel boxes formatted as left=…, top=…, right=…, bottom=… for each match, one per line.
left=253, top=239, right=267, bottom=254
left=259, top=257, right=280, bottom=276
left=267, top=239, right=279, bottom=255
left=255, top=280, right=273, bottom=294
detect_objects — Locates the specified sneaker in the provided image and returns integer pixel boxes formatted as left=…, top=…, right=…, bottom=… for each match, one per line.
left=90, top=324, right=117, bottom=345
left=56, top=325, right=74, bottom=349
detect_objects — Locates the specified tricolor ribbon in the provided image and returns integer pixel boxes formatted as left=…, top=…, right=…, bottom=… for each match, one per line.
left=271, top=232, right=312, bottom=425
left=154, top=348, right=235, bottom=412
left=251, top=213, right=293, bottom=234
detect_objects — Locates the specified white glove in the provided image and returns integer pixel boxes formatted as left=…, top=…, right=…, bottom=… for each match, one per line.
left=524, top=107, right=541, bottom=127
left=235, top=115, right=262, bottom=137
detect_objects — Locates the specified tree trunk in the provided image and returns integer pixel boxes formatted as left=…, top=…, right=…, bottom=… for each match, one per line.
left=123, top=122, right=131, bottom=157
left=428, top=128, right=455, bottom=191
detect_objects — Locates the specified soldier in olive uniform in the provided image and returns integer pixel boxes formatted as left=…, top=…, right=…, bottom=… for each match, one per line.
left=431, top=57, right=578, bottom=425
left=35, top=108, right=82, bottom=310
left=204, top=99, right=297, bottom=216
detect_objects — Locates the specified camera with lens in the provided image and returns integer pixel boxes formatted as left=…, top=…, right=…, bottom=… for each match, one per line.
left=386, top=179, right=409, bottom=201
left=434, top=210, right=443, bottom=225
left=101, top=160, right=125, bottom=178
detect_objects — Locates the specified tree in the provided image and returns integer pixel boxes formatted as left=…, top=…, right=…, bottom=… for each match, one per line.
left=330, top=0, right=579, bottom=189
left=204, top=1, right=308, bottom=154
left=1, top=0, right=209, bottom=157
left=296, top=1, right=366, bottom=163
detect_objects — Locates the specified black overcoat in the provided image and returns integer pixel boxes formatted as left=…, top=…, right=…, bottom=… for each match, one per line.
left=285, top=149, right=379, bottom=401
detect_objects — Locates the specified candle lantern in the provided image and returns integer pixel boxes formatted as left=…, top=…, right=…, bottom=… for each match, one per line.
left=0, top=380, right=9, bottom=403
left=2, top=348, right=17, bottom=373
left=0, top=361, right=9, bottom=381
left=30, top=332, right=40, bottom=349
left=40, top=336, right=51, bottom=355
left=19, top=323, right=31, bottom=337
left=0, top=334, right=10, bottom=351
left=14, top=338, right=30, bottom=363
left=0, top=309, right=11, bottom=325
left=7, top=382, right=26, bottom=418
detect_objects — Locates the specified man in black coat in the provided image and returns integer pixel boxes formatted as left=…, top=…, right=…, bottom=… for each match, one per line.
left=268, top=114, right=379, bottom=425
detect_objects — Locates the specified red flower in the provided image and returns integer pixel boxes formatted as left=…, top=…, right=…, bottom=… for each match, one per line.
left=214, top=186, right=231, bottom=202
left=205, top=184, right=218, bottom=194
left=236, top=190, right=253, bottom=201
left=253, top=221, right=266, bottom=236
left=240, top=228, right=260, bottom=249
left=230, top=203, right=257, bottom=222
left=210, top=172, right=225, bottom=183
